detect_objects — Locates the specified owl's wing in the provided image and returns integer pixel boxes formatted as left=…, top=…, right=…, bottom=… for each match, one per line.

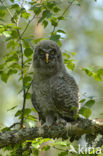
left=31, top=92, right=40, bottom=113
left=31, top=92, right=44, bottom=123
left=52, top=77, right=79, bottom=121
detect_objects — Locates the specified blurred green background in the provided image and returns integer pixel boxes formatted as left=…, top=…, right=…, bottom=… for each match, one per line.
left=0, top=0, right=103, bottom=155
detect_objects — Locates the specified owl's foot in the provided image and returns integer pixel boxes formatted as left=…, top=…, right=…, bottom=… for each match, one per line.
left=42, top=122, right=53, bottom=130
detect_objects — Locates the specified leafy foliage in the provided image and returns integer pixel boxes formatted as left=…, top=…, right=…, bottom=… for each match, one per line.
left=82, top=67, right=103, bottom=81
left=0, top=0, right=101, bottom=156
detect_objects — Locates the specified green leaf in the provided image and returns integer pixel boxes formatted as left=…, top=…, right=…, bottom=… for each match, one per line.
left=33, top=38, right=45, bottom=44
left=41, top=145, right=50, bottom=151
left=50, top=33, right=61, bottom=42
left=11, top=4, right=20, bottom=9
left=66, top=61, right=75, bottom=71
left=58, top=151, right=68, bottom=156
left=9, top=63, right=20, bottom=70
left=93, top=73, right=102, bottom=81
left=24, top=76, right=32, bottom=84
left=0, top=64, right=4, bottom=70
left=3, top=31, right=11, bottom=37
left=7, top=105, right=17, bottom=111
left=33, top=149, right=39, bottom=156
left=93, top=68, right=103, bottom=81
left=84, top=99, right=95, bottom=108
left=0, top=24, right=4, bottom=28
left=47, top=1, right=56, bottom=9
left=21, top=12, right=30, bottom=19
left=23, top=39, right=31, bottom=48
left=5, top=53, right=18, bottom=62
left=43, top=20, right=48, bottom=28
left=79, top=99, right=86, bottom=103
left=38, top=10, right=52, bottom=23
left=31, top=5, right=42, bottom=15
left=32, top=108, right=37, bottom=113
left=1, top=127, right=10, bottom=132
left=82, top=68, right=93, bottom=77
left=7, top=40, right=17, bottom=49
left=1, top=73, right=9, bottom=83
left=96, top=68, right=103, bottom=75
left=53, top=6, right=60, bottom=13
left=70, top=52, right=77, bottom=56
left=0, top=18, right=4, bottom=22
left=24, top=108, right=32, bottom=116
left=11, top=30, right=18, bottom=39
left=26, top=93, right=31, bottom=99
left=43, top=10, right=52, bottom=18
left=58, top=40, right=62, bottom=47
left=79, top=106, right=92, bottom=118
left=15, top=108, right=32, bottom=117
left=10, top=0, right=14, bottom=2
left=21, top=8, right=31, bottom=19
left=32, top=138, right=51, bottom=149
left=57, top=30, right=66, bottom=34
left=58, top=16, right=64, bottom=20
left=26, top=115, right=37, bottom=122
left=15, top=110, right=22, bottom=117
left=0, top=9, right=5, bottom=17
left=0, top=25, right=5, bottom=34
left=8, top=69, right=17, bottom=75
left=24, top=48, right=33, bottom=57
left=32, top=141, right=41, bottom=149
left=51, top=141, right=67, bottom=147
left=50, top=17, right=58, bottom=27
left=63, top=53, right=70, bottom=59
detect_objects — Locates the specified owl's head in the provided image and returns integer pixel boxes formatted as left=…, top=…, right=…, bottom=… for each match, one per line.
left=33, top=40, right=64, bottom=77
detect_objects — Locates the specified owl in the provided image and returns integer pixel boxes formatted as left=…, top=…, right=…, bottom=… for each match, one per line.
left=32, top=40, right=79, bottom=126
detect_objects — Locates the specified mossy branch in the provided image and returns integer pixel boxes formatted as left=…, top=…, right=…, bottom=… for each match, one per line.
left=0, top=118, right=103, bottom=149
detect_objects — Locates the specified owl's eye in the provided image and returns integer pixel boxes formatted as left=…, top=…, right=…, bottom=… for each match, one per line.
left=50, top=51, right=55, bottom=55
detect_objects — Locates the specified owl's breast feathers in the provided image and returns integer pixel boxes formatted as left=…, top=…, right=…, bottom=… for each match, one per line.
left=32, top=77, right=56, bottom=115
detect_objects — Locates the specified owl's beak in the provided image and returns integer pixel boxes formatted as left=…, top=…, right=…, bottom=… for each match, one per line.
left=45, top=53, right=49, bottom=63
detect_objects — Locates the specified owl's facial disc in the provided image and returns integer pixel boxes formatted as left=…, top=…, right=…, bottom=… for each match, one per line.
left=38, top=48, right=56, bottom=64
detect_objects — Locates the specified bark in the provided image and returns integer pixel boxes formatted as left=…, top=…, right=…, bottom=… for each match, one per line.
left=0, top=118, right=103, bottom=149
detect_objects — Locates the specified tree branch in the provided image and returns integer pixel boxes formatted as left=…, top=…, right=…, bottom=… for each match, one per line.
left=52, top=1, right=73, bottom=33
left=21, top=14, right=36, bottom=38
left=0, top=0, right=17, bottom=23
left=0, top=118, right=103, bottom=149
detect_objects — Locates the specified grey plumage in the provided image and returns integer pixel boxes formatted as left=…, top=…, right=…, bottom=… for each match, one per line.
left=32, top=40, right=79, bottom=125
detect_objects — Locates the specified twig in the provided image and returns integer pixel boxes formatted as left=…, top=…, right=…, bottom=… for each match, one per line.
left=19, top=39, right=26, bottom=128
left=16, top=0, right=25, bottom=26
left=21, top=14, right=36, bottom=38
left=0, top=0, right=17, bottom=23
left=52, top=1, right=73, bottom=33
left=25, top=80, right=32, bottom=95
left=8, top=122, right=20, bottom=129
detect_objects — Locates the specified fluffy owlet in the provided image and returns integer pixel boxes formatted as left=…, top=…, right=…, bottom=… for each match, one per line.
left=32, top=40, right=79, bottom=125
